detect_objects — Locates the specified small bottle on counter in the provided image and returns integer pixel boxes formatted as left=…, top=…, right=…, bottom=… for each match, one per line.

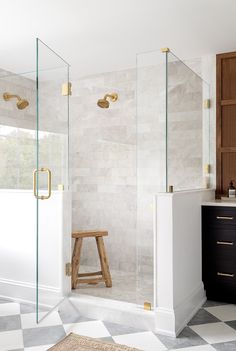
left=228, top=180, right=236, bottom=198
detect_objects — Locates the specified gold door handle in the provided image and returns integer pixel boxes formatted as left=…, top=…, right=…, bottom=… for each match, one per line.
left=216, top=216, right=234, bottom=220
left=33, top=168, right=52, bottom=200
left=216, top=241, right=234, bottom=246
left=217, top=272, right=234, bottom=278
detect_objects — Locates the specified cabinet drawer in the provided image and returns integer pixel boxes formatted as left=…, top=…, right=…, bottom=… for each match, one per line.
left=202, top=227, right=236, bottom=260
left=203, top=259, right=236, bottom=284
left=202, top=206, right=236, bottom=228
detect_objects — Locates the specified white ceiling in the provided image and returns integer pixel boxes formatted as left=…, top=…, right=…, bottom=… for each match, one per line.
left=0, top=0, right=236, bottom=79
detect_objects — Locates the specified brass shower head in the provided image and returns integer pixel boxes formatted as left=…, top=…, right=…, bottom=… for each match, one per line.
left=3, top=92, right=29, bottom=110
left=97, top=93, right=118, bottom=109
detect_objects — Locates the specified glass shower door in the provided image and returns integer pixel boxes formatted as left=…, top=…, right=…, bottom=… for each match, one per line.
left=36, top=39, right=71, bottom=322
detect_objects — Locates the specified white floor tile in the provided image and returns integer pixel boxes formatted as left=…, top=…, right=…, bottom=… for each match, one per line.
left=190, top=322, right=236, bottom=344
left=113, top=332, right=167, bottom=351
left=0, top=329, right=23, bottom=350
left=21, top=311, right=62, bottom=329
left=24, top=345, right=54, bottom=351
left=64, top=321, right=110, bottom=338
left=169, top=345, right=216, bottom=351
left=205, top=304, right=236, bottom=321
left=0, top=303, right=20, bottom=316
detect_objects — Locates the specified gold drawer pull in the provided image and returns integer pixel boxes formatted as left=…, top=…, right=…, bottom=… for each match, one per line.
left=217, top=272, right=234, bottom=278
left=216, top=241, right=234, bottom=246
left=216, top=216, right=234, bottom=220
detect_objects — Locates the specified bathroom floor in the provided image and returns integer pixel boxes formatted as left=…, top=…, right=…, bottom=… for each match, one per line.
left=1, top=297, right=236, bottom=350
left=73, top=266, right=153, bottom=304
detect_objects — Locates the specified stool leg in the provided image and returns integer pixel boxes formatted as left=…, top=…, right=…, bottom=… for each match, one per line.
left=71, top=238, right=83, bottom=289
left=96, top=236, right=112, bottom=288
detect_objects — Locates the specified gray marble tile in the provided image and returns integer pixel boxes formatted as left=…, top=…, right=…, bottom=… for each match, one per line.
left=156, top=326, right=207, bottom=349
left=188, top=308, right=221, bottom=326
left=225, top=320, right=236, bottom=330
left=103, top=321, right=144, bottom=336
left=0, top=315, right=21, bottom=332
left=20, top=303, right=36, bottom=314
left=23, top=325, right=66, bottom=347
left=0, top=297, right=13, bottom=304
left=213, top=340, right=236, bottom=350
left=20, top=303, right=49, bottom=314
left=58, top=300, right=94, bottom=324
left=203, top=300, right=228, bottom=308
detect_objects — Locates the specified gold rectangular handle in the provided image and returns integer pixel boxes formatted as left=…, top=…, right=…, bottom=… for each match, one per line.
left=217, top=272, right=234, bottom=278
left=33, top=168, right=52, bottom=200
left=216, top=241, right=234, bottom=246
left=216, top=216, right=234, bottom=220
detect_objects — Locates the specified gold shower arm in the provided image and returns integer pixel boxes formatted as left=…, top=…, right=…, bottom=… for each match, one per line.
left=104, top=93, right=118, bottom=102
left=3, top=93, right=21, bottom=101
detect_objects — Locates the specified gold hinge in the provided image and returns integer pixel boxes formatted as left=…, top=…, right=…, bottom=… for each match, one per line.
left=62, top=82, right=72, bottom=96
left=144, top=301, right=152, bottom=311
left=58, top=184, right=64, bottom=191
left=65, top=262, right=72, bottom=276
left=203, top=99, right=211, bottom=109
left=204, top=164, right=211, bottom=174
left=168, top=185, right=174, bottom=193
left=161, top=47, right=170, bottom=53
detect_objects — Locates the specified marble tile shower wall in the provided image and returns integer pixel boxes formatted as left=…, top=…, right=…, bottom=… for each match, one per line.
left=70, top=69, right=137, bottom=272
left=168, top=58, right=204, bottom=190
left=70, top=58, right=208, bottom=274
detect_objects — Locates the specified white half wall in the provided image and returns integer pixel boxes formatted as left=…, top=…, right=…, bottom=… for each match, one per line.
left=155, top=189, right=215, bottom=336
left=0, top=190, right=70, bottom=307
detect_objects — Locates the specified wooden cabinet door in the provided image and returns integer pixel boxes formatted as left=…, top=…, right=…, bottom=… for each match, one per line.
left=217, top=52, right=236, bottom=197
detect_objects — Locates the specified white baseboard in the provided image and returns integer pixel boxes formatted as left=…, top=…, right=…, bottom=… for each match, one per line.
left=174, top=283, right=206, bottom=336
left=0, top=277, right=62, bottom=308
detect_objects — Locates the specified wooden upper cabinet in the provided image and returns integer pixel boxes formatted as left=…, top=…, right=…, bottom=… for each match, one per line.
left=217, top=51, right=236, bottom=197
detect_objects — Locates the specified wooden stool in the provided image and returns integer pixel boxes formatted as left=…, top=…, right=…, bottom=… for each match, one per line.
left=71, top=230, right=112, bottom=289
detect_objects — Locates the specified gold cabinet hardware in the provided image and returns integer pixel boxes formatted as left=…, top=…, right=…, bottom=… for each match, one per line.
left=216, top=216, right=234, bottom=220
left=216, top=241, right=234, bottom=246
left=168, top=185, right=174, bottom=193
left=217, top=272, right=234, bottom=278
left=33, top=168, right=52, bottom=200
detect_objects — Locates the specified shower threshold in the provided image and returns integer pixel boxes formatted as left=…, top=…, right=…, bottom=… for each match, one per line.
left=69, top=292, right=157, bottom=332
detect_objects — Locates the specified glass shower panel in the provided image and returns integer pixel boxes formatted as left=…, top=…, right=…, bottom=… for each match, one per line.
left=167, top=52, right=211, bottom=191
left=0, top=70, right=37, bottom=308
left=36, top=39, right=70, bottom=321
left=136, top=51, right=166, bottom=308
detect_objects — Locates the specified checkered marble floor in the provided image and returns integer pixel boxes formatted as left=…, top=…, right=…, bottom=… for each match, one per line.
left=0, top=298, right=236, bottom=351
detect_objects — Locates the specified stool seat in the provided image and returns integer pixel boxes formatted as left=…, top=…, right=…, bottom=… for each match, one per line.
left=71, top=230, right=112, bottom=289
left=72, top=230, right=108, bottom=239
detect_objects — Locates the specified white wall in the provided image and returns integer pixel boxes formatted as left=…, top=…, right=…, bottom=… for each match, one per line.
left=155, top=189, right=215, bottom=336
left=0, top=190, right=67, bottom=307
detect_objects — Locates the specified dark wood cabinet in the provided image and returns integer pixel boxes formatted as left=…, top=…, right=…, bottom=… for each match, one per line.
left=202, top=205, right=236, bottom=303
left=216, top=51, right=236, bottom=197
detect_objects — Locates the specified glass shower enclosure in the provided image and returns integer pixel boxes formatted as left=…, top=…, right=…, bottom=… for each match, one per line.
left=0, top=39, right=71, bottom=322
left=70, top=47, right=211, bottom=313
left=136, top=48, right=211, bottom=310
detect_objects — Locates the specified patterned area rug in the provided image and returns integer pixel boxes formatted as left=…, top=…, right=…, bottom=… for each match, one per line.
left=48, top=333, right=141, bottom=351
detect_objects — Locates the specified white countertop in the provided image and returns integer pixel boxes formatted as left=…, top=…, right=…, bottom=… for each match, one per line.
left=202, top=200, right=236, bottom=207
